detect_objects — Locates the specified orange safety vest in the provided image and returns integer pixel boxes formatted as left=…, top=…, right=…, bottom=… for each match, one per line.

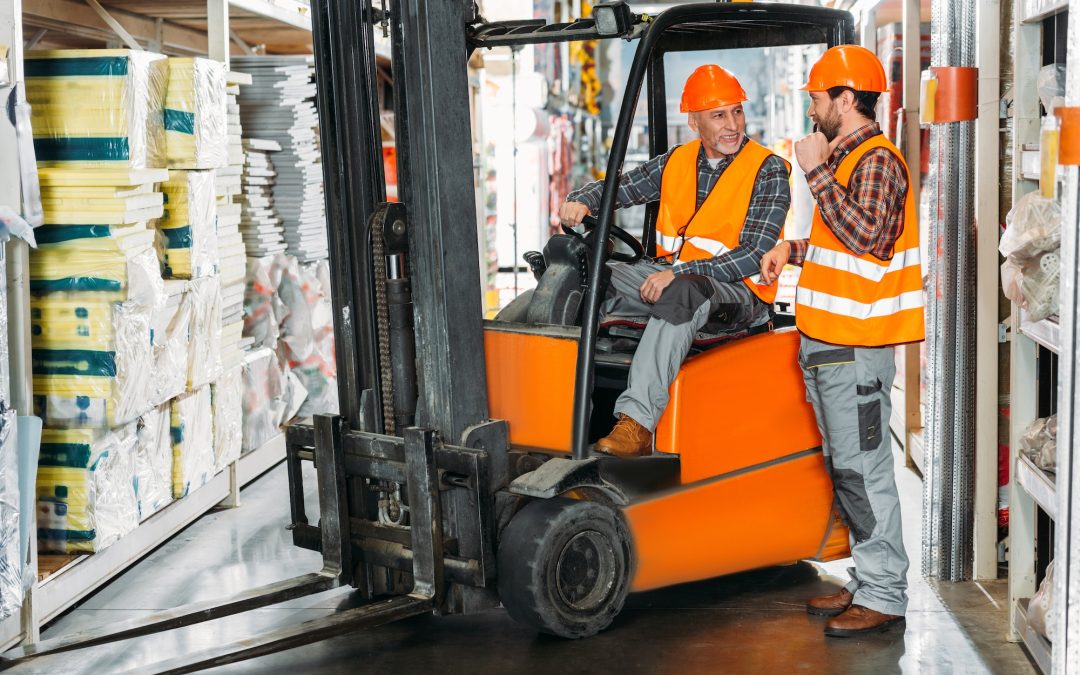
left=795, top=134, right=924, bottom=347
left=656, top=139, right=788, bottom=305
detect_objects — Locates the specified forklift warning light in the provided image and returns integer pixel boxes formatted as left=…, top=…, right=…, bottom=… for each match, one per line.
left=593, top=2, right=634, bottom=36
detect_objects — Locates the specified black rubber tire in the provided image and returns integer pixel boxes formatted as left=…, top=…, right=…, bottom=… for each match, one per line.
left=497, top=497, right=632, bottom=639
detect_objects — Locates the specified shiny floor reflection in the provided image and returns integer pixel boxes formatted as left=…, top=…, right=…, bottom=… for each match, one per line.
left=18, top=442, right=1034, bottom=674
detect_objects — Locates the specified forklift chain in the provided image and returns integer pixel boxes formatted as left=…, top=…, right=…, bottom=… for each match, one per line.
left=371, top=205, right=396, bottom=436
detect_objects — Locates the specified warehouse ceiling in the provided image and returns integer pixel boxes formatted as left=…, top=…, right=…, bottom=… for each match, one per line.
left=23, top=0, right=314, bottom=55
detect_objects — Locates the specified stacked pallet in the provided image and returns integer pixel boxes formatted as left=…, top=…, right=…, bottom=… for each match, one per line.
left=234, top=56, right=327, bottom=262
left=24, top=49, right=246, bottom=558
left=239, top=139, right=286, bottom=257
left=216, top=72, right=252, bottom=370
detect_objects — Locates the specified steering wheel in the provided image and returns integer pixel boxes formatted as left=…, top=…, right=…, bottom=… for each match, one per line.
left=561, top=215, right=644, bottom=264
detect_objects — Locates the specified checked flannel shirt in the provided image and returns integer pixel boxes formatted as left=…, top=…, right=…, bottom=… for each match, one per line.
left=566, top=136, right=790, bottom=285
left=788, top=122, right=909, bottom=265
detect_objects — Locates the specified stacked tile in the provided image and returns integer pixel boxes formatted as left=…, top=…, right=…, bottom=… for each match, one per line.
left=216, top=73, right=252, bottom=370
left=157, top=170, right=219, bottom=280
left=212, top=366, right=243, bottom=472
left=239, top=139, right=286, bottom=257
left=164, top=57, right=227, bottom=170
left=234, top=56, right=327, bottom=262
left=26, top=49, right=168, bottom=168
left=36, top=426, right=139, bottom=553
left=171, top=387, right=214, bottom=499
left=135, top=404, right=173, bottom=521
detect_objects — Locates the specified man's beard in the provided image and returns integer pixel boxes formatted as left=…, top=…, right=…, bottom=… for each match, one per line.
left=817, top=107, right=841, bottom=142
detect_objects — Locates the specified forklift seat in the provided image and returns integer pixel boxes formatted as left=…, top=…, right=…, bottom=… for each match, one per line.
left=495, top=233, right=595, bottom=326
left=597, top=313, right=774, bottom=356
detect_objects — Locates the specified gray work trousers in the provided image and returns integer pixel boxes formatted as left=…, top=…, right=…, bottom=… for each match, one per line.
left=798, top=334, right=908, bottom=616
left=601, top=260, right=768, bottom=431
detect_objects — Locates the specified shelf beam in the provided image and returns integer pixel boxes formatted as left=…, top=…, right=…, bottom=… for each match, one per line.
left=23, top=0, right=209, bottom=53
left=974, top=0, right=1002, bottom=582
left=1051, top=0, right=1080, bottom=669
left=229, top=0, right=310, bottom=31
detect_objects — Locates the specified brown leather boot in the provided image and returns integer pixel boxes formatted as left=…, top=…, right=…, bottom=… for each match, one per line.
left=824, top=605, right=905, bottom=637
left=806, top=588, right=854, bottom=617
left=595, top=414, right=652, bottom=458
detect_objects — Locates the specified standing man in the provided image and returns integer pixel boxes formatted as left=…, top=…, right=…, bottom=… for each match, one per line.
left=760, top=45, right=923, bottom=637
left=560, top=64, right=790, bottom=458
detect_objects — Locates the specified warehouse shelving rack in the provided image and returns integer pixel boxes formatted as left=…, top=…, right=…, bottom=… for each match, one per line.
left=0, top=0, right=331, bottom=652
left=1006, top=0, right=1073, bottom=671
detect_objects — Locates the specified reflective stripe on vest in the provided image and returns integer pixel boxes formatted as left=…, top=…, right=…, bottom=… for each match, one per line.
left=795, top=134, right=925, bottom=346
left=803, top=243, right=921, bottom=283
left=656, top=138, right=790, bottom=305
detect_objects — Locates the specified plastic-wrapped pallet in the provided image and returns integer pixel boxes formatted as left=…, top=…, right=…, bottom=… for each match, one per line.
left=165, top=58, right=227, bottom=170
left=277, top=258, right=338, bottom=416
left=134, top=404, right=173, bottom=521
left=158, top=170, right=219, bottom=279
left=171, top=387, right=214, bottom=499
left=31, top=167, right=167, bottom=307
left=212, top=366, right=243, bottom=472
left=149, top=281, right=188, bottom=407
left=26, top=50, right=168, bottom=168
left=31, top=297, right=156, bottom=429
left=243, top=256, right=281, bottom=350
left=1000, top=191, right=1062, bottom=321
left=241, top=348, right=284, bottom=452
left=0, top=410, right=21, bottom=621
left=182, top=276, right=223, bottom=390
left=36, top=425, right=138, bottom=553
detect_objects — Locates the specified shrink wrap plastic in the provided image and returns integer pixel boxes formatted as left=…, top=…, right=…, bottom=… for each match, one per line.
left=171, top=387, right=214, bottom=499
left=36, top=425, right=138, bottom=553
left=182, top=276, right=223, bottom=389
left=0, top=411, right=21, bottom=621
left=158, top=170, right=219, bottom=279
left=1000, top=192, right=1061, bottom=321
left=241, top=349, right=285, bottom=452
left=135, top=405, right=173, bottom=521
left=212, top=366, right=243, bottom=472
left=26, top=50, right=168, bottom=168
left=277, top=259, right=337, bottom=416
left=165, top=58, right=228, bottom=170
left=149, top=282, right=189, bottom=406
left=32, top=298, right=156, bottom=429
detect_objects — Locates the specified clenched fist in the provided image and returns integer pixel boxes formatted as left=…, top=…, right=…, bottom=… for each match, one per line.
left=559, top=201, right=591, bottom=227
left=794, top=132, right=832, bottom=174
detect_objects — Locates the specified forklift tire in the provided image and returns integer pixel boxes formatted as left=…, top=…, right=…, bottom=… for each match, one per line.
left=497, top=497, right=632, bottom=639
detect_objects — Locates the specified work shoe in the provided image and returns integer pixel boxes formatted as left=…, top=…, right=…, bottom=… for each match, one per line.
left=806, top=588, right=854, bottom=617
left=824, top=605, right=905, bottom=637
left=595, top=414, right=652, bottom=458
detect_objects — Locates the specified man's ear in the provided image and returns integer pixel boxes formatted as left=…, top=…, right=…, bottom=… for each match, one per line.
left=687, top=112, right=698, bottom=133
left=840, top=90, right=857, bottom=114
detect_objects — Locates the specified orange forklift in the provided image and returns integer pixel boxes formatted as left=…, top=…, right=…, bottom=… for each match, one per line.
left=2, top=2, right=856, bottom=671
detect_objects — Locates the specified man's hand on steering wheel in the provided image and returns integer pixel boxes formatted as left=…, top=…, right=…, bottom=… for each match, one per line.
left=560, top=213, right=645, bottom=264
left=559, top=201, right=591, bottom=228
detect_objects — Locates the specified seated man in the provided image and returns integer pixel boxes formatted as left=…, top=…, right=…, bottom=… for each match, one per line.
left=559, top=64, right=791, bottom=457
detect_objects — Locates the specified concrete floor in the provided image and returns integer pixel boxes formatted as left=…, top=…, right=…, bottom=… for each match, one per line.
left=14, top=441, right=1036, bottom=674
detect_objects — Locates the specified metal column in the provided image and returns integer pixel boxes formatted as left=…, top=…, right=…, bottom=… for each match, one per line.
left=922, top=0, right=977, bottom=582
left=1052, top=0, right=1080, bottom=667
left=309, top=0, right=388, bottom=430
left=974, top=0, right=1002, bottom=581
left=390, top=0, right=489, bottom=443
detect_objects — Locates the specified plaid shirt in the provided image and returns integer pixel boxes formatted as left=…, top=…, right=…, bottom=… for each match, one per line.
left=566, top=136, right=790, bottom=284
left=788, top=122, right=908, bottom=265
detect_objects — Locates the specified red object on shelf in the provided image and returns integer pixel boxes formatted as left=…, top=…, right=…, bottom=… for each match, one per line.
left=383, top=145, right=398, bottom=202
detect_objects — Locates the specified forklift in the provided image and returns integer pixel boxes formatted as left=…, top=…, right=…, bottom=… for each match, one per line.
left=2, top=2, right=856, bottom=671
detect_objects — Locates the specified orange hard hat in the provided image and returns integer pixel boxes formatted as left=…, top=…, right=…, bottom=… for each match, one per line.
left=801, top=45, right=888, bottom=93
left=680, top=65, right=748, bottom=113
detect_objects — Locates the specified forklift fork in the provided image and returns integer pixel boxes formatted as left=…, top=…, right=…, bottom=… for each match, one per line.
left=0, top=417, right=447, bottom=672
